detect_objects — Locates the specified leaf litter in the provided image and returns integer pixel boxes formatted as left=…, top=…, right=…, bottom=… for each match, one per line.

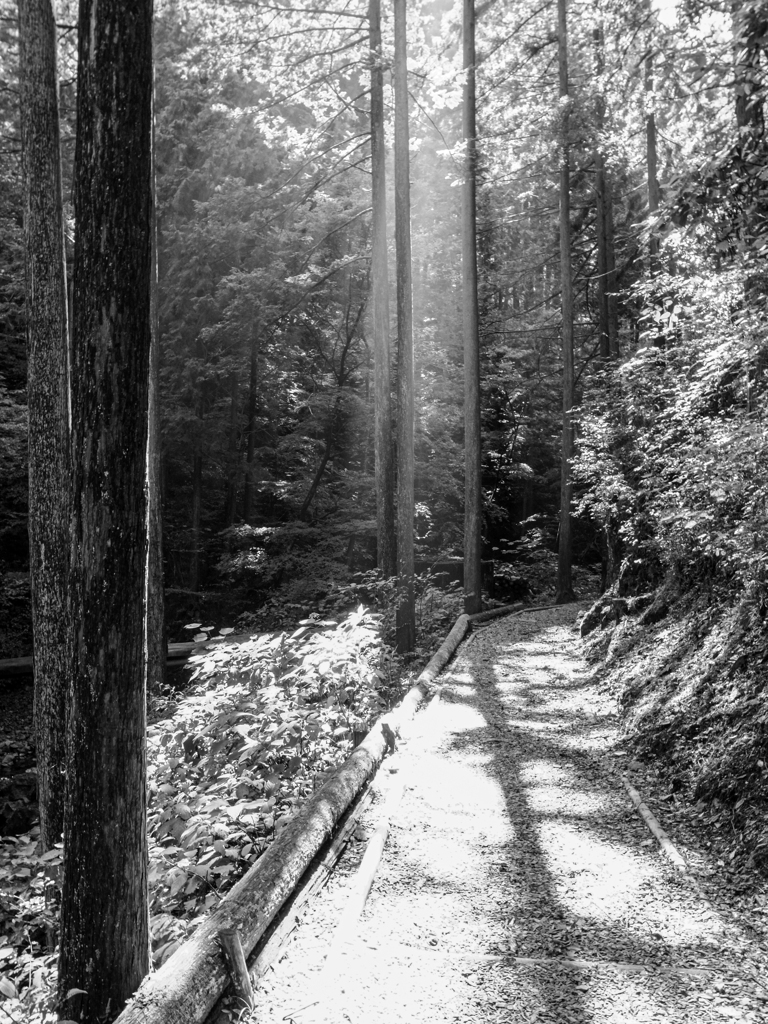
left=241, top=604, right=768, bottom=1024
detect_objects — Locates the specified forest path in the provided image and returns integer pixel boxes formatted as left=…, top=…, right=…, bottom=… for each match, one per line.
left=245, top=605, right=767, bottom=1024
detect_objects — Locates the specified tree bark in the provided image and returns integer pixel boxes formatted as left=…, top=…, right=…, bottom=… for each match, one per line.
left=369, top=0, right=396, bottom=578
left=242, top=333, right=259, bottom=523
left=299, top=394, right=340, bottom=520
left=190, top=444, right=203, bottom=589
left=393, top=0, right=415, bottom=653
left=224, top=373, right=239, bottom=526
left=593, top=24, right=618, bottom=361
left=605, top=179, right=620, bottom=358
left=58, top=2, right=153, bottom=1019
left=645, top=51, right=661, bottom=274
left=463, top=0, right=482, bottom=615
left=556, top=0, right=576, bottom=605
left=146, top=78, right=165, bottom=696
left=17, top=0, right=71, bottom=855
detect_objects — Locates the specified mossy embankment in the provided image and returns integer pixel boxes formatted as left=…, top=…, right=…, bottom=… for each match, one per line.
left=581, top=588, right=768, bottom=878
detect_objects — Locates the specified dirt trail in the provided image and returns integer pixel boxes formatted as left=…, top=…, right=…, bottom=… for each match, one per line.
left=246, top=605, right=768, bottom=1024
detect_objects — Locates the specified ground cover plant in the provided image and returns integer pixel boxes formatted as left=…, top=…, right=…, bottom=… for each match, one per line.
left=0, top=607, right=395, bottom=1022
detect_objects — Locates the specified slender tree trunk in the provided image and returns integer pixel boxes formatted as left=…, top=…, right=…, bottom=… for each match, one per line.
left=299, top=395, right=340, bottom=520
left=463, top=0, right=482, bottom=614
left=393, top=0, right=415, bottom=654
left=593, top=24, right=618, bottom=361
left=146, top=78, right=165, bottom=696
left=556, top=0, right=576, bottom=604
left=190, top=442, right=203, bottom=589
left=369, top=0, right=396, bottom=577
left=595, top=150, right=610, bottom=360
left=243, top=333, right=259, bottom=523
left=645, top=52, right=661, bottom=273
left=18, top=0, right=71, bottom=854
left=58, top=1, right=152, bottom=1020
left=224, top=373, right=239, bottom=526
left=605, top=181, right=619, bottom=358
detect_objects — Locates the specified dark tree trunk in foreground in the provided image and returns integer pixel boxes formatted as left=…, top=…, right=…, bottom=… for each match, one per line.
left=370, top=0, right=396, bottom=578
left=393, top=0, right=415, bottom=653
left=147, top=92, right=165, bottom=694
left=556, top=0, right=576, bottom=604
left=58, top=1, right=153, bottom=1020
left=463, top=0, right=482, bottom=615
left=18, top=0, right=71, bottom=854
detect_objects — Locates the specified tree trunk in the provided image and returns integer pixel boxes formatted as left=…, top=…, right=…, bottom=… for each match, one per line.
left=190, top=444, right=203, bottom=589
left=58, top=1, right=153, bottom=1020
left=18, top=0, right=71, bottom=855
left=556, top=0, right=576, bottom=605
left=243, top=333, right=259, bottom=523
left=605, top=180, right=620, bottom=358
left=224, top=373, right=239, bottom=526
left=146, top=79, right=165, bottom=696
left=369, top=0, right=396, bottom=578
left=463, top=0, right=482, bottom=615
left=593, top=24, right=618, bottom=362
left=300, top=395, right=340, bottom=520
left=393, top=0, right=415, bottom=653
left=733, top=1, right=765, bottom=131
left=645, top=52, right=661, bottom=274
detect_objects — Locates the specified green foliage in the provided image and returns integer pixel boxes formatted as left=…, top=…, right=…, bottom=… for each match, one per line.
left=146, top=608, right=392, bottom=920
left=575, top=253, right=768, bottom=601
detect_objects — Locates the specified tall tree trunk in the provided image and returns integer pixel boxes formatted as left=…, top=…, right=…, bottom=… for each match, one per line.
left=18, top=0, right=71, bottom=854
left=605, top=180, right=620, bottom=358
left=224, top=373, right=239, bottom=526
left=190, top=442, right=203, bottom=589
left=463, top=0, right=482, bottom=615
left=556, top=0, right=576, bottom=604
left=58, top=0, right=152, bottom=1020
left=593, top=24, right=618, bottom=361
left=393, top=0, right=415, bottom=654
left=369, top=0, right=396, bottom=577
left=300, top=394, right=340, bottom=520
left=146, top=77, right=165, bottom=696
left=733, top=1, right=765, bottom=131
left=645, top=52, right=661, bottom=273
left=242, top=333, right=258, bottom=523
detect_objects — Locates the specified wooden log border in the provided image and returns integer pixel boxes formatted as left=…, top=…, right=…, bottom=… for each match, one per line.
left=115, top=600, right=547, bottom=1024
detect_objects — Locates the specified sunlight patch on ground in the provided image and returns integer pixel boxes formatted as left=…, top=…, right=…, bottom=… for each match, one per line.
left=518, top=758, right=570, bottom=785
left=503, top=717, right=567, bottom=732
left=536, top=819, right=655, bottom=907
left=524, top=785, right=614, bottom=818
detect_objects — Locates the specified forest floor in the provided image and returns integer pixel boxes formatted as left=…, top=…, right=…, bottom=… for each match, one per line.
left=237, top=604, right=768, bottom=1024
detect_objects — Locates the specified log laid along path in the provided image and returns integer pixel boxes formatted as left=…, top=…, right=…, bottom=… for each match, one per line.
left=241, top=604, right=768, bottom=1024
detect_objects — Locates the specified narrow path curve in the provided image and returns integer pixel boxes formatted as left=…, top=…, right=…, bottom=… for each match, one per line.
left=244, top=605, right=768, bottom=1024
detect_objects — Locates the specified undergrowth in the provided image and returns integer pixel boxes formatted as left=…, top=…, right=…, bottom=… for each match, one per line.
left=0, top=606, right=396, bottom=1022
left=585, top=592, right=768, bottom=878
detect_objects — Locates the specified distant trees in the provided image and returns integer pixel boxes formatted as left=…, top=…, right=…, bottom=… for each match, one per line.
left=58, top=1, right=153, bottom=1020
left=17, top=0, right=70, bottom=854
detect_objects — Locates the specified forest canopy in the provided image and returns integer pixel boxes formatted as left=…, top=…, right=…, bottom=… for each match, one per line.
left=0, top=0, right=766, bottom=642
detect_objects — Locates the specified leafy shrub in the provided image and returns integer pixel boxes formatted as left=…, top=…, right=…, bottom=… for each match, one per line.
left=146, top=607, right=393, bottom=919
left=575, top=260, right=768, bottom=603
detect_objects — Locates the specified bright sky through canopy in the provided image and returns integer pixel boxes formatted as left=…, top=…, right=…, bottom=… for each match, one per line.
left=653, top=0, right=677, bottom=26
